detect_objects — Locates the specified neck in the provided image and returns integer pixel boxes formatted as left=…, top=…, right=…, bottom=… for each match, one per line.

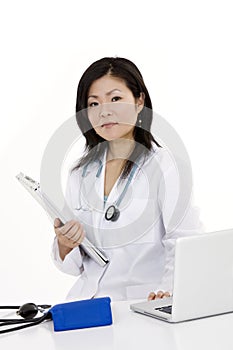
left=107, top=138, right=135, bottom=161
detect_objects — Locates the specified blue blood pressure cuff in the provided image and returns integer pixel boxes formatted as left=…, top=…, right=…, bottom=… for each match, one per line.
left=49, top=297, right=112, bottom=332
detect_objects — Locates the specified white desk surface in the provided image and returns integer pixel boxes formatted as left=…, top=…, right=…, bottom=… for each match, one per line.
left=1, top=299, right=233, bottom=350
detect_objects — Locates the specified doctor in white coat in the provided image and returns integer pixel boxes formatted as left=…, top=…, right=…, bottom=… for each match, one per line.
left=52, top=57, right=204, bottom=302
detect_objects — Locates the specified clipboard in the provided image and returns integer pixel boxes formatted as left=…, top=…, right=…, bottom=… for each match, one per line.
left=16, top=172, right=109, bottom=267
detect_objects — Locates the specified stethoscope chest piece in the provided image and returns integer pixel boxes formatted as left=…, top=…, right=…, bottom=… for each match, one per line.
left=105, top=205, right=120, bottom=221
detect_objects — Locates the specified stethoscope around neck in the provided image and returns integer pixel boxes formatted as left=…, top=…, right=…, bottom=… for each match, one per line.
left=81, top=160, right=138, bottom=222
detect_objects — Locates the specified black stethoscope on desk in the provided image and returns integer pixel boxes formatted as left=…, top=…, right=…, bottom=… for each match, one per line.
left=81, top=161, right=138, bottom=222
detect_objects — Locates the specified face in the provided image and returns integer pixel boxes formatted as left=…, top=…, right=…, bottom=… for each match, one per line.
left=87, top=75, right=144, bottom=141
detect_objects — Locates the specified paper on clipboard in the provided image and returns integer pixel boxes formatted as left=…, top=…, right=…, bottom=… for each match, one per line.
left=16, top=172, right=109, bottom=267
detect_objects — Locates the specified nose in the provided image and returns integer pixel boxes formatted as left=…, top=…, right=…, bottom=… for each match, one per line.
left=99, top=103, right=112, bottom=118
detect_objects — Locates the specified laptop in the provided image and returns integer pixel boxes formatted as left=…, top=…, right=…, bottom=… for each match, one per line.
left=130, top=228, right=233, bottom=323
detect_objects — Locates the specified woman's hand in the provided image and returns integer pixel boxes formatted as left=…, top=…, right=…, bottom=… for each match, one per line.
left=54, top=218, right=85, bottom=260
left=147, top=291, right=171, bottom=301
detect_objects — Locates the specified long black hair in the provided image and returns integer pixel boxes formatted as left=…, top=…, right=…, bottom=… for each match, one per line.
left=74, top=57, right=161, bottom=177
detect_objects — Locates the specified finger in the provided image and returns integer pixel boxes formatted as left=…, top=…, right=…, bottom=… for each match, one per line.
left=54, top=218, right=62, bottom=229
left=69, top=231, right=85, bottom=248
left=58, top=232, right=82, bottom=249
left=56, top=224, right=85, bottom=249
left=156, top=291, right=164, bottom=299
left=72, top=230, right=85, bottom=244
left=57, top=234, right=75, bottom=249
left=148, top=292, right=156, bottom=301
left=65, top=223, right=84, bottom=240
left=163, top=292, right=171, bottom=298
left=59, top=220, right=82, bottom=236
left=58, top=220, right=76, bottom=235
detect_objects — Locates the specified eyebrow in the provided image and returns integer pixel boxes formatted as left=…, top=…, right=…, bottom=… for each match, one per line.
left=87, top=89, right=122, bottom=99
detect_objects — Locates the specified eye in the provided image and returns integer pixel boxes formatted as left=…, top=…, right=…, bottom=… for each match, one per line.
left=88, top=101, right=99, bottom=107
left=112, top=96, right=122, bottom=102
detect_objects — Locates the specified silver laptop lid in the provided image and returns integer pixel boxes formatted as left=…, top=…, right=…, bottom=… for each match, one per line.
left=171, top=228, right=233, bottom=322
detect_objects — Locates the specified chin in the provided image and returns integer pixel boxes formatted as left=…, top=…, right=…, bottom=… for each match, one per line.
left=97, top=129, right=135, bottom=141
left=96, top=131, right=120, bottom=141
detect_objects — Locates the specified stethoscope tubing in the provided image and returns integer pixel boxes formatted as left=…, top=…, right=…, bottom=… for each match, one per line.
left=80, top=160, right=138, bottom=221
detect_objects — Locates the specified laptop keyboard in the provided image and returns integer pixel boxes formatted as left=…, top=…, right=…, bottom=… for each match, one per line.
left=155, top=305, right=172, bottom=314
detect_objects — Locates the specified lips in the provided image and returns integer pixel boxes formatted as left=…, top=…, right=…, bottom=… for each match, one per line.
left=101, top=122, right=118, bottom=128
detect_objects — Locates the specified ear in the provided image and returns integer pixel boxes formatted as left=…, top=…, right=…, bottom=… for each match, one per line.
left=136, top=92, right=145, bottom=113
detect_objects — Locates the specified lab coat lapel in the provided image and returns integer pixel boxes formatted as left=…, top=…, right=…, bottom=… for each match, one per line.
left=80, top=156, right=106, bottom=247
left=92, top=162, right=105, bottom=242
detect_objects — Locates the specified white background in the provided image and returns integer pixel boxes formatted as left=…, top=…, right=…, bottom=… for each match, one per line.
left=0, top=0, right=232, bottom=305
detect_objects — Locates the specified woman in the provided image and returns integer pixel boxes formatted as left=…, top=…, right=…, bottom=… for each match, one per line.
left=52, top=57, right=203, bottom=301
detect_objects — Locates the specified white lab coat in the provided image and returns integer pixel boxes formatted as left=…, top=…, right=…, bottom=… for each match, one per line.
left=51, top=144, right=204, bottom=301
